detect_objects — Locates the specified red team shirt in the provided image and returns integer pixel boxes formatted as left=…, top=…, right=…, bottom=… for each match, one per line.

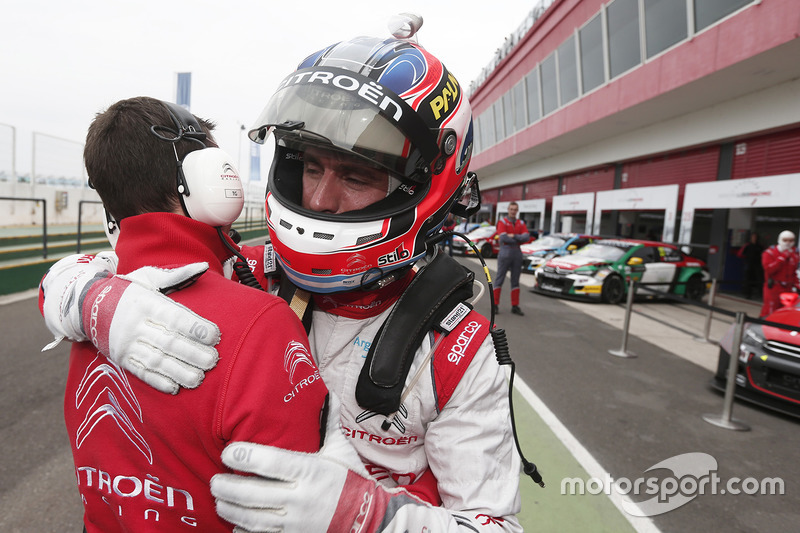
left=61, top=214, right=327, bottom=532
left=495, top=217, right=528, bottom=250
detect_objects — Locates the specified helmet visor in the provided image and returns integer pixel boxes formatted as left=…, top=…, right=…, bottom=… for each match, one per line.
left=249, top=67, right=439, bottom=183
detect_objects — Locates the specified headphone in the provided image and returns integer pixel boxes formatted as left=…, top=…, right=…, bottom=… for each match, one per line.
left=94, top=101, right=245, bottom=249
left=153, top=101, right=245, bottom=228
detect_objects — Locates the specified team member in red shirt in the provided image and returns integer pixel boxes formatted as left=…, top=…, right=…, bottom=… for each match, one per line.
left=493, top=202, right=530, bottom=316
left=760, top=230, right=800, bottom=317
left=45, top=97, right=328, bottom=532
left=40, top=28, right=525, bottom=532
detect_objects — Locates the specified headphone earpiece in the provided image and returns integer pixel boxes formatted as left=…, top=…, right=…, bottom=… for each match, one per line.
left=180, top=147, right=244, bottom=226
left=158, top=101, right=245, bottom=227
left=103, top=208, right=120, bottom=249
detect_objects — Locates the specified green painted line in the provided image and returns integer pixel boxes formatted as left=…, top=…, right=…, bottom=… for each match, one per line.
left=0, top=260, right=54, bottom=296
left=0, top=227, right=269, bottom=296
left=0, top=232, right=105, bottom=247
left=514, top=386, right=638, bottom=532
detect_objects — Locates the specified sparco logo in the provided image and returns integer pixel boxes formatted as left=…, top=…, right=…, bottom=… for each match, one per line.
left=448, top=320, right=482, bottom=365
left=89, top=285, right=114, bottom=346
left=377, top=244, right=410, bottom=266
left=277, top=68, right=405, bottom=122
left=352, top=491, right=372, bottom=533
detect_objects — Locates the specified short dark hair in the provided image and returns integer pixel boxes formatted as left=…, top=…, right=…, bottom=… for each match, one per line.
left=84, top=96, right=216, bottom=220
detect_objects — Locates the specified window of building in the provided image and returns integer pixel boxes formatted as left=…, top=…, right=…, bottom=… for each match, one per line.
left=503, top=92, right=515, bottom=138
left=526, top=68, right=541, bottom=124
left=607, top=0, right=641, bottom=79
left=694, top=0, right=752, bottom=32
left=558, top=35, right=579, bottom=105
left=512, top=80, right=526, bottom=131
left=579, top=13, right=605, bottom=93
left=541, top=53, right=559, bottom=115
left=481, top=108, right=495, bottom=150
left=473, top=113, right=484, bottom=153
left=493, top=100, right=505, bottom=142
left=644, top=0, right=687, bottom=58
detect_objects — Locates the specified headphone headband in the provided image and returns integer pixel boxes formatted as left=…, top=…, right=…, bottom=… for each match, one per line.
left=162, top=101, right=207, bottom=143
left=151, top=100, right=244, bottom=227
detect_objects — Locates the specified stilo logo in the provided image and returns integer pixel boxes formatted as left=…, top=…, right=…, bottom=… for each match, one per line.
left=377, top=244, right=410, bottom=267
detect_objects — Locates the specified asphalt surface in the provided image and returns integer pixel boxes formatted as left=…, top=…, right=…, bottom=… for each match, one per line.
left=0, top=290, right=82, bottom=532
left=465, top=256, right=800, bottom=533
left=2, top=257, right=799, bottom=532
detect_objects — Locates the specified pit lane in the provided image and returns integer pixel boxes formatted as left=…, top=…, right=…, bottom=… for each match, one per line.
left=461, top=256, right=800, bottom=532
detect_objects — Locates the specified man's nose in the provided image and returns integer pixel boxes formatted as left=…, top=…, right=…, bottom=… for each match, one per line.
left=306, top=170, right=341, bottom=213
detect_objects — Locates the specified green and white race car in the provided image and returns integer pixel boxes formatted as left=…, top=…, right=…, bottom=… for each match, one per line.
left=533, top=238, right=709, bottom=304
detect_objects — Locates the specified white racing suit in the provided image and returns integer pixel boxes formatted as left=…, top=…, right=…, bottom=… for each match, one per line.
left=39, top=250, right=523, bottom=532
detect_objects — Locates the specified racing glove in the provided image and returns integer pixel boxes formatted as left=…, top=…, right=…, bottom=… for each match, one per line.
left=40, top=253, right=220, bottom=394
left=211, top=394, right=462, bottom=533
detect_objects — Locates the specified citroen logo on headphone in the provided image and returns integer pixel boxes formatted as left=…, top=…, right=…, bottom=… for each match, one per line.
left=220, top=163, right=240, bottom=180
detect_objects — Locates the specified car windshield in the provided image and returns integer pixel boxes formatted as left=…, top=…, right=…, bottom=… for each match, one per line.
left=574, top=243, right=626, bottom=262
left=467, top=226, right=496, bottom=239
left=533, top=236, right=566, bottom=248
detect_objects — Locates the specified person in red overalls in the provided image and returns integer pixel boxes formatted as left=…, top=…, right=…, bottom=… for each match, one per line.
left=493, top=201, right=530, bottom=316
left=760, top=230, right=800, bottom=317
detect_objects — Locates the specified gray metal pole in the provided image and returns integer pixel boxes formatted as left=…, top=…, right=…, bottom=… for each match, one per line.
left=0, top=123, right=18, bottom=205
left=42, top=199, right=48, bottom=259
left=695, top=278, right=718, bottom=343
left=31, top=131, right=36, bottom=198
left=77, top=201, right=84, bottom=253
left=703, top=311, right=750, bottom=430
left=609, top=277, right=637, bottom=358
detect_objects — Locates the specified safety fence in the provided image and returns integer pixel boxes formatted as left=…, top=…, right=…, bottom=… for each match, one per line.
left=0, top=196, right=48, bottom=257
left=608, top=277, right=800, bottom=432
left=1, top=199, right=269, bottom=262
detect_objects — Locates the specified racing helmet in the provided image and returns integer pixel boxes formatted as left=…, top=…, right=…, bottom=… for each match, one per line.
left=249, top=35, right=477, bottom=293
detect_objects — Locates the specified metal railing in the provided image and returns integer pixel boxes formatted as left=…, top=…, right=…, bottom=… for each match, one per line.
left=77, top=200, right=104, bottom=253
left=0, top=196, right=48, bottom=258
left=607, top=277, right=800, bottom=432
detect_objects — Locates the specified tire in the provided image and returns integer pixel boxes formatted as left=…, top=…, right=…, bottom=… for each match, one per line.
left=602, top=275, right=625, bottom=304
left=685, top=275, right=705, bottom=301
left=480, top=243, right=494, bottom=258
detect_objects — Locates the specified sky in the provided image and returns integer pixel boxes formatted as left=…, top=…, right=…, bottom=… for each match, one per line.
left=0, top=0, right=539, bottom=182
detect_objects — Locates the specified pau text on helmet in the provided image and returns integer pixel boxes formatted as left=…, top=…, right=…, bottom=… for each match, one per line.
left=278, top=69, right=404, bottom=121
left=429, top=72, right=460, bottom=121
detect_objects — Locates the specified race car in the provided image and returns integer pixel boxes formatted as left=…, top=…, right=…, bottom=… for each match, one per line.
left=521, top=233, right=597, bottom=274
left=452, top=224, right=534, bottom=258
left=533, top=238, right=709, bottom=304
left=451, top=225, right=498, bottom=257
left=712, top=293, right=800, bottom=418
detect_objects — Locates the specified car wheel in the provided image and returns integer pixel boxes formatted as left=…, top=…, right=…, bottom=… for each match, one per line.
left=602, top=275, right=625, bottom=304
left=480, top=243, right=494, bottom=258
left=685, top=275, right=705, bottom=301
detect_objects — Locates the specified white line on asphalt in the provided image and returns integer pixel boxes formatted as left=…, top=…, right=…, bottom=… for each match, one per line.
left=0, top=288, right=38, bottom=306
left=514, top=375, right=663, bottom=533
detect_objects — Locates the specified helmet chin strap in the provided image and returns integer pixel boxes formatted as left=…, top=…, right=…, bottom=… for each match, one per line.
left=358, top=265, right=413, bottom=291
